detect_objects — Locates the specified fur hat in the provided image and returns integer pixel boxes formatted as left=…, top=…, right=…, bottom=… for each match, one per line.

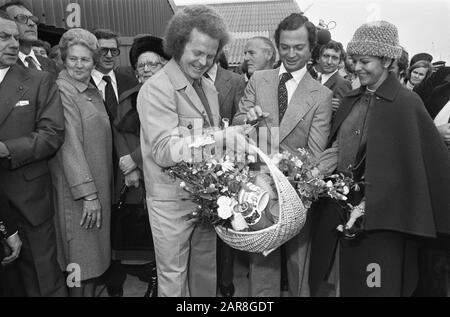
left=129, top=35, right=171, bottom=69
left=347, top=21, right=402, bottom=59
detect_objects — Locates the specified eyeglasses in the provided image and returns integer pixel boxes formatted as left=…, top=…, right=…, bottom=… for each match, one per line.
left=14, top=14, right=39, bottom=25
left=137, top=61, right=162, bottom=70
left=99, top=47, right=120, bottom=57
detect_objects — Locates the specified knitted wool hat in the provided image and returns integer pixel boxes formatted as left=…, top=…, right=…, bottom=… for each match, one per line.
left=347, top=21, right=402, bottom=59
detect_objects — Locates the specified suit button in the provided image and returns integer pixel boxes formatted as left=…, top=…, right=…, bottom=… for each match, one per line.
left=376, top=96, right=380, bottom=100
left=19, top=86, right=23, bottom=90
left=187, top=124, right=193, bottom=129
left=354, top=129, right=361, bottom=135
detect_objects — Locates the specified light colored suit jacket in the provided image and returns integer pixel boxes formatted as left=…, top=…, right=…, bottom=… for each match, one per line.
left=137, top=59, right=221, bottom=200
left=234, top=68, right=332, bottom=159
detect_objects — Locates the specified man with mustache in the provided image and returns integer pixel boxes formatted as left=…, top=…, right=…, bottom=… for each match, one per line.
left=0, top=1, right=57, bottom=76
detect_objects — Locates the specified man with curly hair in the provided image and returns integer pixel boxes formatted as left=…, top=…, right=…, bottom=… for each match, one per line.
left=137, top=5, right=246, bottom=297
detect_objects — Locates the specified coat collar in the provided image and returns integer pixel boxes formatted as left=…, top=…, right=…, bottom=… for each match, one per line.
left=0, top=64, right=32, bottom=126
left=164, top=58, right=219, bottom=127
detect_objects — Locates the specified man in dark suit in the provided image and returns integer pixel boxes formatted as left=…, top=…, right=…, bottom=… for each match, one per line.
left=0, top=1, right=58, bottom=76
left=91, top=28, right=138, bottom=297
left=316, top=40, right=352, bottom=112
left=0, top=12, right=66, bottom=296
left=204, top=54, right=246, bottom=297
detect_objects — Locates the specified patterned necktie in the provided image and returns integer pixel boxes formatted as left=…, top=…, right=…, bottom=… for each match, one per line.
left=278, top=72, right=293, bottom=123
left=25, top=56, right=38, bottom=70
left=102, top=75, right=118, bottom=121
left=192, top=79, right=214, bottom=125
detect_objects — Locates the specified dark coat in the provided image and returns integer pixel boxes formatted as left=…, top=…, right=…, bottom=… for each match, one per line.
left=329, top=72, right=450, bottom=237
left=310, top=72, right=450, bottom=296
left=323, top=71, right=352, bottom=102
left=214, top=66, right=246, bottom=122
left=0, top=64, right=64, bottom=226
left=17, top=55, right=59, bottom=78
left=414, top=66, right=450, bottom=119
left=113, top=84, right=143, bottom=203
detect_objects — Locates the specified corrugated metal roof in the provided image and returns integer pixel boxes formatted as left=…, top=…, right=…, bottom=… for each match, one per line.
left=0, top=0, right=175, bottom=37
left=178, top=0, right=302, bottom=66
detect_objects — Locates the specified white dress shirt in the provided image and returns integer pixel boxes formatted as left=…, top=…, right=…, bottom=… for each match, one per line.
left=278, top=63, right=307, bottom=104
left=0, top=67, right=10, bottom=85
left=18, top=50, right=42, bottom=70
left=91, top=69, right=119, bottom=101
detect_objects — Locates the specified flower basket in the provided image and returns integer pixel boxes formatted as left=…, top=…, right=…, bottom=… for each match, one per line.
left=215, top=145, right=306, bottom=255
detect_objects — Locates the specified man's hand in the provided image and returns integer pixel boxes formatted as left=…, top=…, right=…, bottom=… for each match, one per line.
left=125, top=169, right=141, bottom=188
left=246, top=105, right=269, bottom=123
left=331, top=98, right=341, bottom=112
left=119, top=155, right=137, bottom=175
left=436, top=123, right=450, bottom=143
left=0, top=142, right=10, bottom=158
left=1, top=232, right=22, bottom=266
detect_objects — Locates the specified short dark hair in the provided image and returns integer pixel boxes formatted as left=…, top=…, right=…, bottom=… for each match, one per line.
left=319, top=40, right=345, bottom=62
left=163, top=5, right=230, bottom=61
left=92, top=29, right=120, bottom=47
left=32, top=39, right=51, bottom=54
left=274, top=13, right=316, bottom=51
left=0, top=1, right=30, bottom=13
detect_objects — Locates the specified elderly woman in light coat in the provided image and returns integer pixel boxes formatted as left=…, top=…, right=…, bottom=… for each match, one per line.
left=50, top=28, right=113, bottom=297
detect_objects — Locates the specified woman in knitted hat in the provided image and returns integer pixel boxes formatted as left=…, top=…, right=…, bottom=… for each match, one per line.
left=111, top=35, right=170, bottom=297
left=309, top=21, right=450, bottom=296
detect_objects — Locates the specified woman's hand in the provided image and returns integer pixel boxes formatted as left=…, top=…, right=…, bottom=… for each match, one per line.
left=80, top=197, right=102, bottom=229
left=125, top=169, right=141, bottom=188
left=119, top=155, right=137, bottom=175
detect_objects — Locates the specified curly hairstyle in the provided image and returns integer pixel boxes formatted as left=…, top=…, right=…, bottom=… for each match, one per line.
left=274, top=13, right=317, bottom=52
left=59, top=28, right=99, bottom=64
left=318, top=40, right=345, bottom=62
left=163, top=5, right=230, bottom=61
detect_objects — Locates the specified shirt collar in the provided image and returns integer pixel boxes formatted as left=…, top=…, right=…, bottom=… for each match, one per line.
left=18, top=50, right=41, bottom=67
left=0, top=67, right=10, bottom=84
left=91, top=68, right=117, bottom=87
left=321, top=69, right=339, bottom=84
left=278, top=63, right=307, bottom=84
left=205, top=63, right=218, bottom=83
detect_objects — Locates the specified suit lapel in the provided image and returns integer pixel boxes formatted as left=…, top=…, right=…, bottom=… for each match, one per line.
left=324, top=72, right=337, bottom=90
left=0, top=65, right=31, bottom=126
left=279, top=72, right=316, bottom=141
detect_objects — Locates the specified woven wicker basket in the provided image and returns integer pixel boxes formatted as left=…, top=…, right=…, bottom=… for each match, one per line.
left=215, top=145, right=307, bottom=255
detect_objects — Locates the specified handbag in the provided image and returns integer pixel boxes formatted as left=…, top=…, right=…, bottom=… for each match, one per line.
left=111, top=183, right=153, bottom=250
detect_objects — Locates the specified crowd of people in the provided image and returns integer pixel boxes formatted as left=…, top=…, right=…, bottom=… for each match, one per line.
left=0, top=0, right=449, bottom=297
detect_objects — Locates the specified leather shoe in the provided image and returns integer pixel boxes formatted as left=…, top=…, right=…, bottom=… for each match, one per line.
left=219, top=283, right=235, bottom=297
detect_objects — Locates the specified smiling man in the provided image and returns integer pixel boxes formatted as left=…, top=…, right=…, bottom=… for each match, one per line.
left=0, top=1, right=57, bottom=75
left=137, top=5, right=236, bottom=297
left=234, top=13, right=332, bottom=297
